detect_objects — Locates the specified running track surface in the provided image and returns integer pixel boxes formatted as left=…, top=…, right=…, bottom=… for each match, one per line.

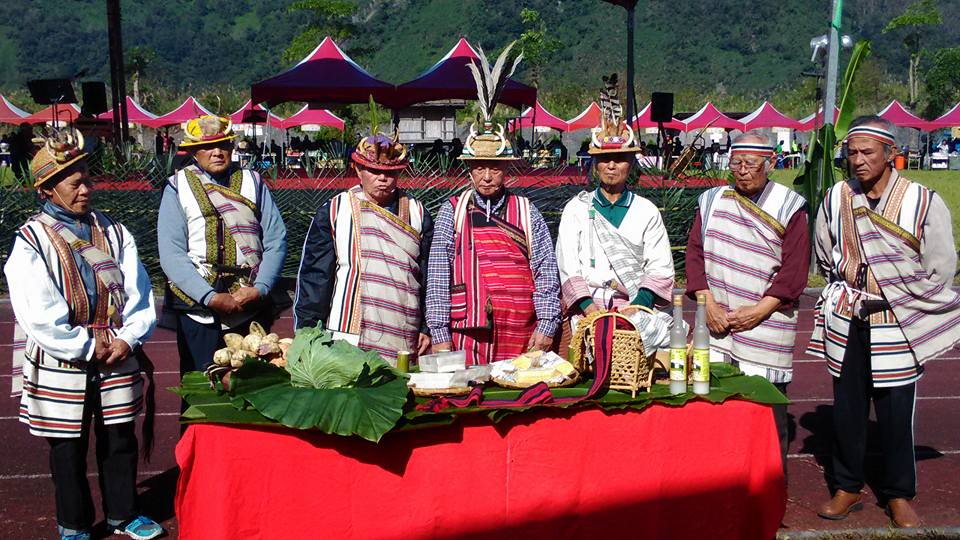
left=0, top=295, right=957, bottom=538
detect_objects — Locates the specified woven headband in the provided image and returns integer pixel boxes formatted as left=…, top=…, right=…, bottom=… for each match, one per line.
left=845, top=125, right=895, bottom=146
left=729, top=143, right=775, bottom=157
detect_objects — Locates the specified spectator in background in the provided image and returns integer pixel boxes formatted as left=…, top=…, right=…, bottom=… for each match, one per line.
left=448, top=138, right=463, bottom=161
left=10, top=122, right=34, bottom=181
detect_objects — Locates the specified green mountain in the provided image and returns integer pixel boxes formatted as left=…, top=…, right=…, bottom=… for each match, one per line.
left=0, top=0, right=957, bottom=118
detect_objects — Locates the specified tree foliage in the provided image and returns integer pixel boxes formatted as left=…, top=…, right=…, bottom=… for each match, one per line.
left=518, top=8, right=561, bottom=88
left=882, top=0, right=943, bottom=107
left=924, top=47, right=960, bottom=118
left=282, top=0, right=357, bottom=64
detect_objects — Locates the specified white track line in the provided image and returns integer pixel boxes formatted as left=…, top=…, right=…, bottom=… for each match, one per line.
left=0, top=412, right=181, bottom=421
left=789, top=396, right=960, bottom=403
left=0, top=370, right=181, bottom=379
left=789, top=449, right=960, bottom=459
left=0, top=470, right=171, bottom=481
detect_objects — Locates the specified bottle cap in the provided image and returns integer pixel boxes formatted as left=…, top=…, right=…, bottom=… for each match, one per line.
left=673, top=294, right=683, bottom=306
left=697, top=293, right=706, bottom=304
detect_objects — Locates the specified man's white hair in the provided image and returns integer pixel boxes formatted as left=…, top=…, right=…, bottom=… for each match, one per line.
left=733, top=130, right=774, bottom=147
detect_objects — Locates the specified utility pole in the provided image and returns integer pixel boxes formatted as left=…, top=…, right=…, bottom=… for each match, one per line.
left=601, top=0, right=639, bottom=121
left=106, top=0, right=129, bottom=144
left=818, top=0, right=843, bottom=194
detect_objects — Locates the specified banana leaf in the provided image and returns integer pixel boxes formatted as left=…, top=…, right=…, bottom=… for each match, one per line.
left=835, top=40, right=873, bottom=143
left=794, top=39, right=872, bottom=228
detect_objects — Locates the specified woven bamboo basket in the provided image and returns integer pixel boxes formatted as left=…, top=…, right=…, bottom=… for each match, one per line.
left=569, top=309, right=664, bottom=397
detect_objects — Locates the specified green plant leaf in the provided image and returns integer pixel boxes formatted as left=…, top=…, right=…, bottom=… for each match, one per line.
left=229, top=361, right=410, bottom=442
left=835, top=40, right=872, bottom=142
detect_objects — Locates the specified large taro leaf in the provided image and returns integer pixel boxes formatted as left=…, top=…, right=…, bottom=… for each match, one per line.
left=229, top=361, right=409, bottom=443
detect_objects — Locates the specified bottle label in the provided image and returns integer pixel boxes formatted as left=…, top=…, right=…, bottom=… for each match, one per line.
left=692, top=348, right=710, bottom=383
left=669, top=348, right=687, bottom=381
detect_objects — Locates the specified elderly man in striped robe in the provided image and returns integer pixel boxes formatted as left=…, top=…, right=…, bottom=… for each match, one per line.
left=4, top=131, right=163, bottom=539
left=294, top=129, right=434, bottom=361
left=158, top=114, right=287, bottom=374
left=810, top=116, right=958, bottom=528
left=685, top=131, right=810, bottom=479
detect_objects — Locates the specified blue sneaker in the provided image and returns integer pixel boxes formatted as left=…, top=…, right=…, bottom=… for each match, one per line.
left=60, top=533, right=91, bottom=540
left=112, top=515, right=164, bottom=540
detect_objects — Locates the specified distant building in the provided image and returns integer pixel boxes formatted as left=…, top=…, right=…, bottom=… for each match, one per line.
left=397, top=100, right=465, bottom=144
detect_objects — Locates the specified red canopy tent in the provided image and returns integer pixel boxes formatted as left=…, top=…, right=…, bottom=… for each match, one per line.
left=511, top=101, right=567, bottom=132
left=280, top=105, right=345, bottom=131
left=393, top=37, right=536, bottom=110
left=25, top=104, right=80, bottom=125
left=0, top=94, right=29, bottom=125
left=680, top=103, right=741, bottom=131
left=929, top=102, right=960, bottom=129
left=566, top=102, right=601, bottom=131
left=877, top=100, right=932, bottom=130
left=251, top=37, right=396, bottom=107
left=631, top=102, right=684, bottom=131
left=152, top=97, right=212, bottom=128
left=229, top=100, right=284, bottom=129
left=739, top=101, right=802, bottom=131
left=97, top=96, right=159, bottom=127
left=798, top=107, right=839, bottom=131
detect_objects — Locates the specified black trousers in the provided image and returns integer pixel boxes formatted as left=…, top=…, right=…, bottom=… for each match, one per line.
left=46, top=365, right=139, bottom=531
left=831, top=317, right=917, bottom=500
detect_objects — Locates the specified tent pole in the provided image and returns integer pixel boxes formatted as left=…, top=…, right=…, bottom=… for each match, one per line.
left=626, top=4, right=636, bottom=121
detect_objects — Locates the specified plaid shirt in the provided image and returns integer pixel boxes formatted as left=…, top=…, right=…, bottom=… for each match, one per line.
left=426, top=191, right=560, bottom=343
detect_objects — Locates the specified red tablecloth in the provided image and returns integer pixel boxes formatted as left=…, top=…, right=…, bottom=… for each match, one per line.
left=175, top=400, right=785, bottom=540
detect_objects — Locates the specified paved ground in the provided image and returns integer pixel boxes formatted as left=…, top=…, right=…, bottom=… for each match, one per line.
left=0, top=294, right=957, bottom=539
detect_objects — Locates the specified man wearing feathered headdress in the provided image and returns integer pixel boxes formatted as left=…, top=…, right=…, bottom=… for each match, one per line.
left=425, top=42, right=561, bottom=365
left=555, top=74, right=675, bottom=331
left=4, top=130, right=164, bottom=540
left=157, top=114, right=287, bottom=375
left=293, top=107, right=434, bottom=361
left=809, top=116, right=958, bottom=528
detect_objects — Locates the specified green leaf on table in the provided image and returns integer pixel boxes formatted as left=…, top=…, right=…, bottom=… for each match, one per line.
left=224, top=360, right=409, bottom=442
left=237, top=375, right=409, bottom=442
left=708, top=362, right=742, bottom=379
left=713, top=375, right=789, bottom=405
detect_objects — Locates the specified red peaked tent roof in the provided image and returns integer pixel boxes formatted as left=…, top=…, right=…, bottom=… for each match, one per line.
left=929, top=102, right=960, bottom=129
left=681, top=103, right=741, bottom=131
left=97, top=96, right=159, bottom=127
left=25, top=104, right=80, bottom=125
left=798, top=107, right=840, bottom=131
left=511, top=101, right=567, bottom=132
left=631, top=102, right=684, bottom=130
left=251, top=37, right=396, bottom=107
left=739, top=101, right=802, bottom=131
left=229, top=100, right=284, bottom=129
left=566, top=102, right=601, bottom=131
left=877, top=100, right=931, bottom=130
left=280, top=105, right=345, bottom=131
left=393, top=37, right=536, bottom=110
left=152, top=97, right=212, bottom=127
left=0, top=94, right=29, bottom=124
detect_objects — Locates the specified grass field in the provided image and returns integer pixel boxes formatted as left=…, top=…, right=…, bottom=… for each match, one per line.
left=770, top=169, right=960, bottom=250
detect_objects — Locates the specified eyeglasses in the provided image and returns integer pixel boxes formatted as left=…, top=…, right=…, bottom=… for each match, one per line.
left=728, top=159, right=765, bottom=171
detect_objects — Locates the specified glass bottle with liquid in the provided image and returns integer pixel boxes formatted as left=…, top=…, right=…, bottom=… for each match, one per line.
left=692, top=294, right=711, bottom=395
left=669, top=294, right=687, bottom=395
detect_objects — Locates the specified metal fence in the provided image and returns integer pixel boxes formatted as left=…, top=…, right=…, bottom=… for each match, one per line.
left=0, top=144, right=719, bottom=293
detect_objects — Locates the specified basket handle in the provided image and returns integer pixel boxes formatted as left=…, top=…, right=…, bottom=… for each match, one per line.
left=592, top=310, right=640, bottom=332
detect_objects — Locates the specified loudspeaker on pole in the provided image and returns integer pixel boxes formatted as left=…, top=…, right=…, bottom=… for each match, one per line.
left=650, top=92, right=674, bottom=123
left=81, top=81, right=109, bottom=116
